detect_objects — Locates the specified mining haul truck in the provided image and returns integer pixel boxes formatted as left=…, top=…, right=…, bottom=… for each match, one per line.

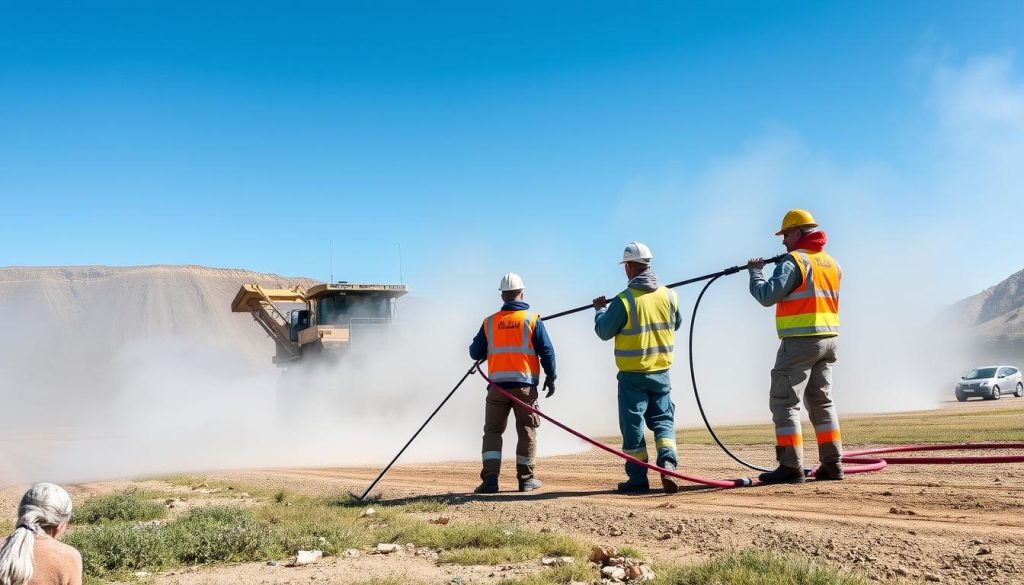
left=231, top=281, right=408, bottom=367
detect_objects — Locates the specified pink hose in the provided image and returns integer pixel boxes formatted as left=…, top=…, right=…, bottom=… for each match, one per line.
left=475, top=368, right=1024, bottom=489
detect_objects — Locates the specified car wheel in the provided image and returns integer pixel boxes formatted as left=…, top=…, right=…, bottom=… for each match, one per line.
left=991, top=386, right=1001, bottom=400
left=956, top=392, right=967, bottom=402
left=1016, top=382, right=1023, bottom=398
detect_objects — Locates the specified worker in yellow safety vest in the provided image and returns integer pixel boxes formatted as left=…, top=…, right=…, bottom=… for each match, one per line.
left=592, top=242, right=683, bottom=494
left=469, top=272, right=557, bottom=494
left=747, top=209, right=844, bottom=484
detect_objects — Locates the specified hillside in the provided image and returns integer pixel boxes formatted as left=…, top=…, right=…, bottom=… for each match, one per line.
left=945, top=267, right=1024, bottom=362
left=0, top=265, right=316, bottom=425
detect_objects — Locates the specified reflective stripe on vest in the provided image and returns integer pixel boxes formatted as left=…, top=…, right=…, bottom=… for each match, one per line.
left=613, top=287, right=677, bottom=372
left=485, top=310, right=541, bottom=385
left=775, top=251, right=841, bottom=338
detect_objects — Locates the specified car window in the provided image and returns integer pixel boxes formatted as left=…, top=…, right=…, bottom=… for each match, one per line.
left=965, top=367, right=998, bottom=379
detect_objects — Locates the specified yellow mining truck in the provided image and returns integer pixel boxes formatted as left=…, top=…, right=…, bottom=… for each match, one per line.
left=231, top=282, right=408, bottom=367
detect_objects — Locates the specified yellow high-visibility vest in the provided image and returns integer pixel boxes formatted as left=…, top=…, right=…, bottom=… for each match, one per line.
left=775, top=250, right=841, bottom=338
left=613, top=287, right=677, bottom=372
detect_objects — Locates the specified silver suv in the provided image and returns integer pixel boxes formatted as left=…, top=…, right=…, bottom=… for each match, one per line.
left=955, top=366, right=1024, bottom=401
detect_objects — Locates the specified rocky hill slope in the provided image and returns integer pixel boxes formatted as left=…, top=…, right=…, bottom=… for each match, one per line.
left=0, top=265, right=315, bottom=424
left=945, top=268, right=1024, bottom=362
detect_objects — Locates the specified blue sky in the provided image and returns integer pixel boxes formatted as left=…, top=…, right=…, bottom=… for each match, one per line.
left=3, top=1, right=1023, bottom=302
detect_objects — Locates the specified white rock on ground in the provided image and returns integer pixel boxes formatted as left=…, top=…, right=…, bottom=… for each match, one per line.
left=601, top=565, right=626, bottom=581
left=290, top=550, right=323, bottom=567
left=375, top=543, right=402, bottom=554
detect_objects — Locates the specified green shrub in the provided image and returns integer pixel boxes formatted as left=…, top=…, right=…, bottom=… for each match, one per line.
left=65, top=524, right=172, bottom=574
left=163, top=506, right=275, bottom=564
left=618, top=545, right=644, bottom=559
left=74, top=489, right=166, bottom=524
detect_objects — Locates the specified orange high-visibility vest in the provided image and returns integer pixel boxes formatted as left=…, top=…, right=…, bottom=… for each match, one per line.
left=484, top=310, right=541, bottom=385
left=775, top=250, right=841, bottom=338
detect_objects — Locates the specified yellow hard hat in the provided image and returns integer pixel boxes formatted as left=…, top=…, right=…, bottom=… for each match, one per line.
left=775, top=209, right=818, bottom=235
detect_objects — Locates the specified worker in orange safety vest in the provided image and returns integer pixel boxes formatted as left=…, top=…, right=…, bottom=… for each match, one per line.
left=747, top=209, right=844, bottom=484
left=469, top=272, right=557, bottom=494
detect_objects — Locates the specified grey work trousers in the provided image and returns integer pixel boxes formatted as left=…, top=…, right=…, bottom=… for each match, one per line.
left=480, top=384, right=539, bottom=481
left=770, top=336, right=843, bottom=469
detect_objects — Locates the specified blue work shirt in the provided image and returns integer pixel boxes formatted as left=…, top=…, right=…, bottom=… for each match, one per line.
left=748, top=255, right=802, bottom=307
left=470, top=300, right=556, bottom=387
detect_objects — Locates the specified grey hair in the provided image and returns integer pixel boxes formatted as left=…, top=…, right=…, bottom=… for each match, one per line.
left=799, top=226, right=819, bottom=235
left=0, top=483, right=73, bottom=585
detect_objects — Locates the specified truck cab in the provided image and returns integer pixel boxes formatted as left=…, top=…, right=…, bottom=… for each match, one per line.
left=231, top=281, right=408, bottom=366
left=290, top=283, right=407, bottom=360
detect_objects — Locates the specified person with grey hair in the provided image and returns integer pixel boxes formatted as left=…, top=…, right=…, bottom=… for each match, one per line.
left=0, top=483, right=82, bottom=585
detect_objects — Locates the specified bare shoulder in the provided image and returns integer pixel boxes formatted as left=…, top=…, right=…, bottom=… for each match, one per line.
left=59, top=538, right=84, bottom=563
left=38, top=536, right=83, bottom=563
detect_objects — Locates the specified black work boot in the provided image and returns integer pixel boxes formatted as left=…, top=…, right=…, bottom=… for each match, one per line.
left=813, top=462, right=845, bottom=481
left=474, top=475, right=499, bottom=494
left=660, top=461, right=680, bottom=494
left=758, top=465, right=806, bottom=484
left=616, top=480, right=651, bottom=494
left=518, top=478, right=543, bottom=492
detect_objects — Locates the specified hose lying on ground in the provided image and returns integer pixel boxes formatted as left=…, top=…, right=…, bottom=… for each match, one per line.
left=476, top=365, right=1024, bottom=489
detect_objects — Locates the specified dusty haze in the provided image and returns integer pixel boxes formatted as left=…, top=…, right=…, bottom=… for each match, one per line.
left=0, top=260, right=979, bottom=486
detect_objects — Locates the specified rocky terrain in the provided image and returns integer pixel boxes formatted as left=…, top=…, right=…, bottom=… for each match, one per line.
left=944, top=268, right=1024, bottom=364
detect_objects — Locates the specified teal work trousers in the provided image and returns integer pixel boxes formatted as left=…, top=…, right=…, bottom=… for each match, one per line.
left=617, top=370, right=678, bottom=484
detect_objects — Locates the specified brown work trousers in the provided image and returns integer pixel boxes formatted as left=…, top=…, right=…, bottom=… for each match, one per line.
left=769, top=336, right=843, bottom=469
left=480, top=384, right=540, bottom=481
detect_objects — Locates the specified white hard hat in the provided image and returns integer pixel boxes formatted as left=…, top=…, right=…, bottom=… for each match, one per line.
left=620, top=241, right=653, bottom=264
left=499, top=272, right=525, bottom=292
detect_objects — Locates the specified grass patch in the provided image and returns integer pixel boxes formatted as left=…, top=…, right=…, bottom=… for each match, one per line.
left=66, top=507, right=278, bottom=578
left=66, top=524, right=172, bottom=575
left=153, top=474, right=278, bottom=498
left=328, top=493, right=449, bottom=513
left=73, top=489, right=167, bottom=524
left=618, top=545, right=644, bottom=559
left=498, top=563, right=597, bottom=584
left=164, top=507, right=275, bottom=564
left=66, top=494, right=586, bottom=580
left=593, top=401, right=1024, bottom=447
left=150, top=474, right=208, bottom=489
left=652, top=549, right=870, bottom=585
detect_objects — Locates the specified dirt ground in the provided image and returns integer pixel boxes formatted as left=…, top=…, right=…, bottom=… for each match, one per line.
left=3, top=399, right=1023, bottom=585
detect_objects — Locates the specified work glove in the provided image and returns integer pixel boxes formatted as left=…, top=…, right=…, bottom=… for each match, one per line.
left=542, top=377, right=556, bottom=398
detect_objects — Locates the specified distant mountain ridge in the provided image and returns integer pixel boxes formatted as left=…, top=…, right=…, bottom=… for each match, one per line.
left=946, top=267, right=1024, bottom=361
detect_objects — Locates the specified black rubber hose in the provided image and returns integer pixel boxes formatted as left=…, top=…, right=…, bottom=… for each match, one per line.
left=356, top=361, right=481, bottom=500
left=688, top=274, right=774, bottom=473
